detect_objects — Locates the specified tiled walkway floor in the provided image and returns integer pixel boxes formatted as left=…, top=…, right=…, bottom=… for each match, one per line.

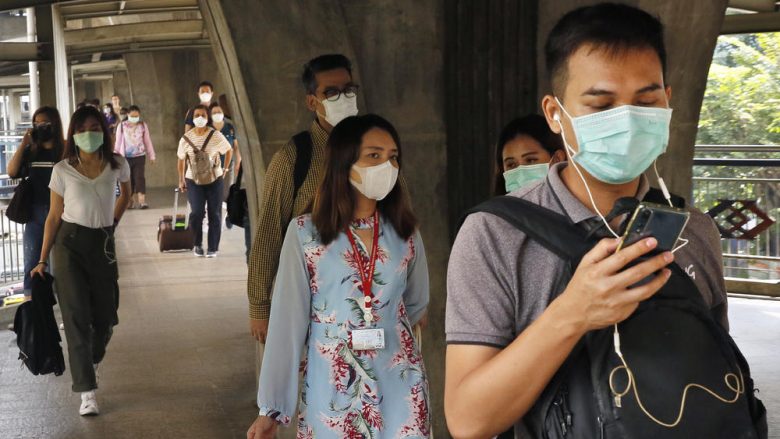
left=0, top=189, right=778, bottom=438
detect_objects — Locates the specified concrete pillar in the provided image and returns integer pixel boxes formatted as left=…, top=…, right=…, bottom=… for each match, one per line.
left=26, top=7, right=39, bottom=112
left=51, top=4, right=70, bottom=128
left=112, top=69, right=132, bottom=107
left=536, top=0, right=729, bottom=200
left=34, top=5, right=55, bottom=110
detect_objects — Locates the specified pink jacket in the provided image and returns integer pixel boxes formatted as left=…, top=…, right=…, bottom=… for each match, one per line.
left=114, top=120, right=156, bottom=161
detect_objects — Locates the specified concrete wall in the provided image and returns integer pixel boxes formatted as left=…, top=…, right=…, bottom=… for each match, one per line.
left=124, top=49, right=226, bottom=188
left=537, top=0, right=728, bottom=200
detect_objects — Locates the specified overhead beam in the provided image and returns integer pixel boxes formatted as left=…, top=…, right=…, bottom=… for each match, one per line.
left=0, top=42, right=52, bottom=61
left=67, top=39, right=211, bottom=56
left=0, top=76, right=31, bottom=87
left=728, top=0, right=777, bottom=12
left=722, top=11, right=780, bottom=33
left=61, top=7, right=200, bottom=20
left=64, top=19, right=204, bottom=49
left=0, top=0, right=57, bottom=10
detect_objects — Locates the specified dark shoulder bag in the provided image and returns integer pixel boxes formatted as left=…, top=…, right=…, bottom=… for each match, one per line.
left=6, top=146, right=33, bottom=224
left=227, top=165, right=247, bottom=227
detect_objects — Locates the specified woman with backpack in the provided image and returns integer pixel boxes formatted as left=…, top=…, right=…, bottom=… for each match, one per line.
left=177, top=104, right=232, bottom=258
left=114, top=105, right=156, bottom=209
left=31, top=106, right=131, bottom=416
left=247, top=114, right=430, bottom=439
left=7, top=106, right=65, bottom=297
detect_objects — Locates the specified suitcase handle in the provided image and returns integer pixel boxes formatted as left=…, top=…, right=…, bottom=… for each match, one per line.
left=173, top=188, right=189, bottom=229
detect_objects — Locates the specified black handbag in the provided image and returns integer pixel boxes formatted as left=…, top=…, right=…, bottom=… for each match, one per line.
left=227, top=165, right=248, bottom=227
left=6, top=148, right=32, bottom=224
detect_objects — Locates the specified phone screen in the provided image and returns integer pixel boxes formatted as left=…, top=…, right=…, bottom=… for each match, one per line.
left=622, top=204, right=690, bottom=252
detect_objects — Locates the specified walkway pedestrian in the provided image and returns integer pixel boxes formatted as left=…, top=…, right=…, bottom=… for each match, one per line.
left=177, top=105, right=232, bottom=258
left=31, top=106, right=131, bottom=417
left=114, top=105, right=156, bottom=209
left=7, top=106, right=65, bottom=297
left=494, top=114, right=565, bottom=195
left=247, top=114, right=430, bottom=438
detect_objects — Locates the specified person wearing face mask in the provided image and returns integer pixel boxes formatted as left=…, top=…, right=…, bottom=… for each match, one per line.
left=183, top=80, right=216, bottom=133
left=445, top=4, right=735, bottom=438
left=246, top=54, right=360, bottom=395
left=177, top=105, right=233, bottom=258
left=7, top=107, right=65, bottom=298
left=114, top=105, right=156, bottom=209
left=209, top=102, right=239, bottom=205
left=119, top=107, right=128, bottom=122
left=247, top=114, right=429, bottom=439
left=30, top=106, right=131, bottom=417
left=103, top=103, right=118, bottom=133
left=495, top=114, right=566, bottom=196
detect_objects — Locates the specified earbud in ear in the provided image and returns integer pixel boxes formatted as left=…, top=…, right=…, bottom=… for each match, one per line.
left=553, top=113, right=560, bottom=122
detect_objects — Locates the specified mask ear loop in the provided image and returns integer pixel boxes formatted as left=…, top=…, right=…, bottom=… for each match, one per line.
left=554, top=107, right=620, bottom=239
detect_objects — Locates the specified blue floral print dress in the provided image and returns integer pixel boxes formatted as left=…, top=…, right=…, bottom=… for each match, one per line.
left=257, top=214, right=431, bottom=438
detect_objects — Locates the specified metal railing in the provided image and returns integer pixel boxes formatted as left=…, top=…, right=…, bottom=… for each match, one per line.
left=692, top=144, right=780, bottom=290
left=0, top=210, right=25, bottom=285
left=0, top=130, right=24, bottom=200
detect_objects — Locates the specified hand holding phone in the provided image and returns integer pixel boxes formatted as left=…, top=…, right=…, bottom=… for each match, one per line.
left=618, top=203, right=690, bottom=253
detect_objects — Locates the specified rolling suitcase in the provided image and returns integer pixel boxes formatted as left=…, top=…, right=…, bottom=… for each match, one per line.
left=158, top=188, right=194, bottom=252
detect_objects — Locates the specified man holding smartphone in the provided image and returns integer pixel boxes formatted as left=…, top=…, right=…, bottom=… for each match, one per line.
left=444, top=3, right=728, bottom=438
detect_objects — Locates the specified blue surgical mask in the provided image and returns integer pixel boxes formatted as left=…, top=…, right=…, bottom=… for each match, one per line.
left=556, top=98, right=672, bottom=184
left=503, top=163, right=549, bottom=193
left=73, top=131, right=104, bottom=154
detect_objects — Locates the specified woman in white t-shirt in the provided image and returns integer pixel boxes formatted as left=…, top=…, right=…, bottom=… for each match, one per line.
left=177, top=104, right=232, bottom=258
left=31, top=106, right=131, bottom=417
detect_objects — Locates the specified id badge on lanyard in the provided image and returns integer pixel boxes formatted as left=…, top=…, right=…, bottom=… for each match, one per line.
left=346, top=212, right=385, bottom=351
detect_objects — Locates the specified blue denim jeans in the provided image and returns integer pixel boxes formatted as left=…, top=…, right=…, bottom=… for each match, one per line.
left=243, top=212, right=251, bottom=263
left=186, top=177, right=224, bottom=252
left=23, top=203, right=50, bottom=295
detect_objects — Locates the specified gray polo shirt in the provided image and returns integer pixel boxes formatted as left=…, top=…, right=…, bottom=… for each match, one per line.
left=446, top=162, right=728, bottom=435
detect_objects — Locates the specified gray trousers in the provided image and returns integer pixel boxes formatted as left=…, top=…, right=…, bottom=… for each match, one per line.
left=54, top=221, right=119, bottom=392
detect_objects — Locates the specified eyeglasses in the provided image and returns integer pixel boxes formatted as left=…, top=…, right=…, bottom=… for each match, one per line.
left=322, top=85, right=359, bottom=102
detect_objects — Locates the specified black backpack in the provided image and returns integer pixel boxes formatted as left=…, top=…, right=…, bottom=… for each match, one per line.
left=13, top=273, right=65, bottom=376
left=291, top=130, right=313, bottom=203
left=466, top=190, right=768, bottom=439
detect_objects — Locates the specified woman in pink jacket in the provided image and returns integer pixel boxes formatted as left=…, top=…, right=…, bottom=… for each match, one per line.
left=114, top=105, right=156, bottom=209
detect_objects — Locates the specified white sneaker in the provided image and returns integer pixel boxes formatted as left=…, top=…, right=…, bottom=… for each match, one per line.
left=79, top=391, right=99, bottom=416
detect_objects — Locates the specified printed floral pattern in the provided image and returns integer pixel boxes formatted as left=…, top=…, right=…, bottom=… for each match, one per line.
left=266, top=214, right=429, bottom=437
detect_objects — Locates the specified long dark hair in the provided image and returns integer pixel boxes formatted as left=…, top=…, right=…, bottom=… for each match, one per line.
left=64, top=106, right=120, bottom=169
left=29, top=106, right=65, bottom=158
left=494, top=114, right=563, bottom=195
left=311, top=114, right=417, bottom=245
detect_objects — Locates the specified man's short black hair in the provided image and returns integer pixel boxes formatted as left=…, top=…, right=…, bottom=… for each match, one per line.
left=301, top=54, right=352, bottom=95
left=545, top=3, right=666, bottom=96
left=197, top=80, right=214, bottom=92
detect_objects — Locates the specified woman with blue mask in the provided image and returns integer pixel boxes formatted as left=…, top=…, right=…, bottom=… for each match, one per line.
left=494, top=114, right=566, bottom=195
left=31, top=106, right=131, bottom=417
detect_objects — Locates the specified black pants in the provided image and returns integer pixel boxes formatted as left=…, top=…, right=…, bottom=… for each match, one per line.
left=127, top=155, right=146, bottom=194
left=53, top=221, right=119, bottom=392
left=186, top=177, right=224, bottom=252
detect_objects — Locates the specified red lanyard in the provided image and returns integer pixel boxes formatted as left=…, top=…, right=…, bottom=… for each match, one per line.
left=346, top=212, right=380, bottom=305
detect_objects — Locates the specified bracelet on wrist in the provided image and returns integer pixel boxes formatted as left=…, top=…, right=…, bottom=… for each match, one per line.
left=37, top=261, right=48, bottom=266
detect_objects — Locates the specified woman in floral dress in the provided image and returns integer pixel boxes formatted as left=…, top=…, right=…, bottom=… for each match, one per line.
left=247, top=114, right=430, bottom=439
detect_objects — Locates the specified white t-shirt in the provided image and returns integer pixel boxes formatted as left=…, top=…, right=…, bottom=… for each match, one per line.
left=177, top=128, right=232, bottom=180
left=49, top=157, right=131, bottom=229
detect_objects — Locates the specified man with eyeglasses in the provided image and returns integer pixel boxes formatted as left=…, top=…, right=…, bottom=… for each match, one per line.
left=246, top=53, right=359, bottom=403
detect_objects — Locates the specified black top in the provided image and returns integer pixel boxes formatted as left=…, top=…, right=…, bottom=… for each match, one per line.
left=22, top=145, right=59, bottom=206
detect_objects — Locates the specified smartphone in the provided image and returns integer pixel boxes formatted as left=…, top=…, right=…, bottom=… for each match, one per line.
left=618, top=203, right=690, bottom=253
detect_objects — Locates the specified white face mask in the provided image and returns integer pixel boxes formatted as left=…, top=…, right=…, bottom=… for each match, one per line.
left=128, top=116, right=140, bottom=124
left=212, top=113, right=224, bottom=123
left=193, top=116, right=208, bottom=128
left=350, top=161, right=399, bottom=201
left=199, top=92, right=213, bottom=103
left=320, top=95, right=358, bottom=127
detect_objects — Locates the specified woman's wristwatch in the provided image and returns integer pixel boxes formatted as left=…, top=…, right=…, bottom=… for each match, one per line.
left=37, top=261, right=48, bottom=267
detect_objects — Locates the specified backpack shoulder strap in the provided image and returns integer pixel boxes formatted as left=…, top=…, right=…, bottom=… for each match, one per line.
left=203, top=129, right=216, bottom=150
left=182, top=134, right=197, bottom=150
left=291, top=131, right=313, bottom=202
left=644, top=187, right=686, bottom=208
left=464, top=196, right=592, bottom=262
